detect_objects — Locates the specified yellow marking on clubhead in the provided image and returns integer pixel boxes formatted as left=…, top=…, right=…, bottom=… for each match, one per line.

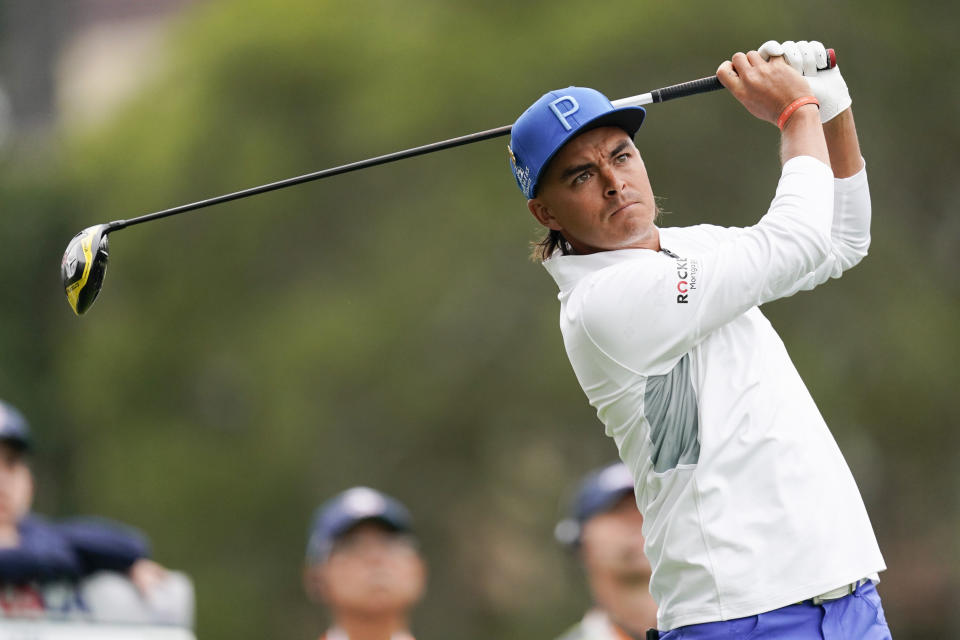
left=65, top=232, right=94, bottom=315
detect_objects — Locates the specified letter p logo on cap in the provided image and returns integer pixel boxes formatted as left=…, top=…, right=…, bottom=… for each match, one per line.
left=548, top=96, right=580, bottom=131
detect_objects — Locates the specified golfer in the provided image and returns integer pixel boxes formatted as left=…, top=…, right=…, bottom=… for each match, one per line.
left=508, top=40, right=890, bottom=639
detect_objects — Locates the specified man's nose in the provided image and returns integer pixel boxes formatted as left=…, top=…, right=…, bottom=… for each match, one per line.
left=601, top=167, right=622, bottom=197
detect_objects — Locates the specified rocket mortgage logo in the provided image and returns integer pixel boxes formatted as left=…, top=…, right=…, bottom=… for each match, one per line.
left=675, top=257, right=699, bottom=304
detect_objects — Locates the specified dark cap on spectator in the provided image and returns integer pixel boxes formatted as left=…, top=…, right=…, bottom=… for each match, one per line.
left=306, top=487, right=413, bottom=562
left=0, top=400, right=31, bottom=451
left=555, top=462, right=635, bottom=547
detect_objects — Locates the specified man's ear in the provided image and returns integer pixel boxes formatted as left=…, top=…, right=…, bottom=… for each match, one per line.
left=528, top=198, right=564, bottom=231
left=21, top=468, right=33, bottom=517
left=411, top=555, right=428, bottom=603
left=303, top=564, right=329, bottom=605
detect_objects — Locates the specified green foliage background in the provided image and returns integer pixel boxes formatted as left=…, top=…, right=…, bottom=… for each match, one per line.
left=1, top=0, right=957, bottom=637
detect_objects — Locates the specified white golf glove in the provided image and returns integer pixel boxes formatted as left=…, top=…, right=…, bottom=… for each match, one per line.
left=758, top=40, right=851, bottom=123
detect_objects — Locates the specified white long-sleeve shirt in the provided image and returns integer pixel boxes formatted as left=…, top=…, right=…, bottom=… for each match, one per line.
left=543, top=156, right=884, bottom=630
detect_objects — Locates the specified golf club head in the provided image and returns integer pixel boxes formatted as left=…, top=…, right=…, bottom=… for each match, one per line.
left=61, top=224, right=110, bottom=315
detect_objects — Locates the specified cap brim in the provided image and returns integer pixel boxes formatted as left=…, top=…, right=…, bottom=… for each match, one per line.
left=531, top=106, right=646, bottom=197
left=0, top=436, right=29, bottom=452
left=333, top=515, right=408, bottom=540
left=583, top=107, right=646, bottom=139
left=591, top=485, right=635, bottom=515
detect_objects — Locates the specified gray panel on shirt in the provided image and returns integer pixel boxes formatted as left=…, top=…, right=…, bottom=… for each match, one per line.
left=645, top=353, right=701, bottom=472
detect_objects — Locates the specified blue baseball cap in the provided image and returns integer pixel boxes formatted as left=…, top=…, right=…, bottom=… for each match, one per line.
left=509, top=87, right=646, bottom=199
left=306, top=487, right=413, bottom=562
left=0, top=400, right=31, bottom=451
left=555, top=462, right=635, bottom=546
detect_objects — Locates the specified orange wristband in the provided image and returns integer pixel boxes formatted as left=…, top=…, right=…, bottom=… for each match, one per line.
left=777, top=96, right=819, bottom=130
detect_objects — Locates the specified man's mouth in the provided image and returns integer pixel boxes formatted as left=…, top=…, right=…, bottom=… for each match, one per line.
left=609, top=202, right=640, bottom=217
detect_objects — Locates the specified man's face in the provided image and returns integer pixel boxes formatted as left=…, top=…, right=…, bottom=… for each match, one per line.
left=528, top=126, right=658, bottom=254
left=0, top=443, right=32, bottom=528
left=304, top=521, right=426, bottom=617
left=580, top=493, right=650, bottom=582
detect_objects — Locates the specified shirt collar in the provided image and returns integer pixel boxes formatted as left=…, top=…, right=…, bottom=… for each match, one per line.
left=542, top=247, right=658, bottom=292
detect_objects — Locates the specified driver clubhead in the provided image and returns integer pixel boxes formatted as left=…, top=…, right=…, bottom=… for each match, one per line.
left=62, top=224, right=110, bottom=315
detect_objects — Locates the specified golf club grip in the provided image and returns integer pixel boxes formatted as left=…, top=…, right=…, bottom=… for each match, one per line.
left=649, top=47, right=836, bottom=104
left=651, top=76, right=722, bottom=103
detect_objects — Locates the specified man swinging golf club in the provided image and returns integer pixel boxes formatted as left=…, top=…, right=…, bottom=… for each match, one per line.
left=509, top=40, right=891, bottom=639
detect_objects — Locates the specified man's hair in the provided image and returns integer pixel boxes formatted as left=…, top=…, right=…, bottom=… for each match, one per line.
left=532, top=229, right=571, bottom=262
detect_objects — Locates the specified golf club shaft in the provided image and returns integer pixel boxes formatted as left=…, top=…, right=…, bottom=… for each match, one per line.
left=109, top=50, right=835, bottom=231
left=108, top=124, right=514, bottom=231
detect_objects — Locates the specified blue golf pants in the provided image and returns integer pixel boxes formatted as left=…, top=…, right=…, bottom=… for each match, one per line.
left=659, top=581, right=892, bottom=639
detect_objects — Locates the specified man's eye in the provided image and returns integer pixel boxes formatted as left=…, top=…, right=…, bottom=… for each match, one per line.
left=615, top=153, right=630, bottom=163
left=573, top=172, right=591, bottom=185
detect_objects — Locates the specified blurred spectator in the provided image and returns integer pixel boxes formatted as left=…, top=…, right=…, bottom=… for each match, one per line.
left=0, top=399, right=193, bottom=627
left=303, top=487, right=426, bottom=640
left=554, top=462, right=657, bottom=639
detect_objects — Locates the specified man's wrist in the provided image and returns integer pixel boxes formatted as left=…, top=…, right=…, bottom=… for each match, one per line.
left=778, top=99, right=820, bottom=130
left=781, top=104, right=821, bottom=131
left=822, top=108, right=863, bottom=178
left=779, top=105, right=830, bottom=166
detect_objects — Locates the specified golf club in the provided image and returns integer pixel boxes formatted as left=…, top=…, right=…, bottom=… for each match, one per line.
left=61, top=49, right=836, bottom=315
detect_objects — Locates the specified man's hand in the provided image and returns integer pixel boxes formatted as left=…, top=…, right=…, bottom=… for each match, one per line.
left=718, top=49, right=829, bottom=166
left=716, top=51, right=813, bottom=126
left=128, top=558, right=169, bottom=596
left=759, top=40, right=851, bottom=123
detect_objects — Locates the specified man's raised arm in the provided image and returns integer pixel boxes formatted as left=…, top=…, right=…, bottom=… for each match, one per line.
left=760, top=40, right=872, bottom=292
left=716, top=50, right=829, bottom=166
